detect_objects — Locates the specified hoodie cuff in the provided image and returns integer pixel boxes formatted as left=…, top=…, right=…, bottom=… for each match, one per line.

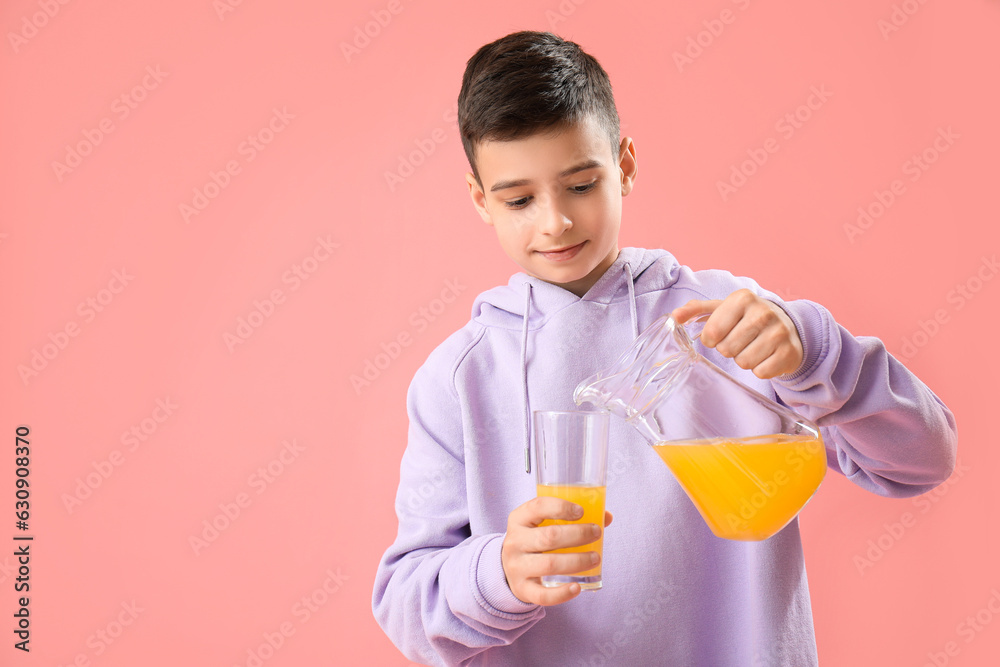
left=771, top=299, right=829, bottom=384
left=474, top=535, right=540, bottom=616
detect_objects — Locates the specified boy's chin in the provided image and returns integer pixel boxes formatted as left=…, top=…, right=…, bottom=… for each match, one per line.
left=523, top=264, right=588, bottom=284
left=528, top=265, right=603, bottom=291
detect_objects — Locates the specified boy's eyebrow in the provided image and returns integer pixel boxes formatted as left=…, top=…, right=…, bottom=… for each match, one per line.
left=489, top=158, right=604, bottom=192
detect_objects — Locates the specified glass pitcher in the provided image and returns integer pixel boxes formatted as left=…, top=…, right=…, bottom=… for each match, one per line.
left=574, top=314, right=826, bottom=541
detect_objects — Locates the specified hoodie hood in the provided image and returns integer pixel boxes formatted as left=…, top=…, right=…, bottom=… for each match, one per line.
left=467, top=247, right=680, bottom=473
left=471, top=247, right=678, bottom=331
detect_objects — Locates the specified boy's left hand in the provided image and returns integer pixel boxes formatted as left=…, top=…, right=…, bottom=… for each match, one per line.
left=671, top=289, right=803, bottom=380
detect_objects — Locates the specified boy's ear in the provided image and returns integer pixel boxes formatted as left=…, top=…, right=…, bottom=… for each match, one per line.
left=465, top=172, right=494, bottom=225
left=618, top=137, right=637, bottom=196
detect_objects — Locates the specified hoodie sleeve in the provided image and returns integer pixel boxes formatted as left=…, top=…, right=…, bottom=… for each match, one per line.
left=767, top=296, right=958, bottom=498
left=668, top=265, right=957, bottom=499
left=372, top=334, right=544, bottom=666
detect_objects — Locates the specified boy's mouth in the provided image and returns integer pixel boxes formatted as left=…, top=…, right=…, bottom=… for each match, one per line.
left=537, top=241, right=587, bottom=262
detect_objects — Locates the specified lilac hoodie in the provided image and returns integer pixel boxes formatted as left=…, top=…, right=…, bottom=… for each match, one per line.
left=372, top=247, right=957, bottom=666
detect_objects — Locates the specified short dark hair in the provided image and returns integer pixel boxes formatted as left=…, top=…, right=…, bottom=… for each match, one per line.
left=457, top=30, right=621, bottom=188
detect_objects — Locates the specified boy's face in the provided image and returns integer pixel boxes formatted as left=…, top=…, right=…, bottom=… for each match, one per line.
left=465, top=114, right=637, bottom=298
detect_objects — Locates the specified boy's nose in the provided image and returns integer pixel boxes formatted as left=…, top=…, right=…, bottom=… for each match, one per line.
left=536, top=200, right=572, bottom=235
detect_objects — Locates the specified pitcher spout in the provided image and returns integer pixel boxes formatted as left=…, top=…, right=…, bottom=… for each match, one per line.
left=573, top=372, right=630, bottom=417
left=574, top=371, right=663, bottom=445
left=573, top=314, right=701, bottom=446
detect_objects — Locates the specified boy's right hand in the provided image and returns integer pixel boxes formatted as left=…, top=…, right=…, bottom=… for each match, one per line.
left=500, top=497, right=612, bottom=606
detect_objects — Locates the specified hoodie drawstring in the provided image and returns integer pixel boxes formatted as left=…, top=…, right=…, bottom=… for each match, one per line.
left=522, top=283, right=533, bottom=474
left=624, top=262, right=639, bottom=338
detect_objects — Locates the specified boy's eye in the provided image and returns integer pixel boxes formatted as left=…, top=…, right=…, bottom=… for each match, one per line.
left=503, top=183, right=597, bottom=210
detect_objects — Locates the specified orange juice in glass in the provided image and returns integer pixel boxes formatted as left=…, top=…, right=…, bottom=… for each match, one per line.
left=535, top=483, right=607, bottom=581
left=533, top=410, right=610, bottom=590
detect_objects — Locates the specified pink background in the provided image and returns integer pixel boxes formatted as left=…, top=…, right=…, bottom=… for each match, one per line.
left=2, top=0, right=998, bottom=665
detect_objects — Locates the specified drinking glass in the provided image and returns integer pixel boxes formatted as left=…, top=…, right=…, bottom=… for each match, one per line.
left=533, top=410, right=610, bottom=590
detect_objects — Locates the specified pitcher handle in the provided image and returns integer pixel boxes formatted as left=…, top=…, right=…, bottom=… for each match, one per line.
left=682, top=313, right=713, bottom=341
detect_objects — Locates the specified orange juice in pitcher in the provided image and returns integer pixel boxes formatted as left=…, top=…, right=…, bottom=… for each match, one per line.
left=575, top=313, right=828, bottom=541
left=653, top=434, right=826, bottom=540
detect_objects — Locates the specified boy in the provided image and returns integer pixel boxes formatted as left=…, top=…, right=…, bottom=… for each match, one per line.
left=373, top=30, right=957, bottom=666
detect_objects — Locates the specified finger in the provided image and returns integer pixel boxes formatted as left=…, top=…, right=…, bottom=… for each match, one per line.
left=731, top=334, right=778, bottom=372
left=604, top=510, right=613, bottom=527
left=707, top=295, right=774, bottom=353
left=532, top=522, right=602, bottom=554
left=512, top=496, right=584, bottom=528
left=670, top=299, right=721, bottom=325
left=526, top=581, right=582, bottom=606
left=699, top=313, right=740, bottom=350
left=749, top=347, right=800, bottom=379
left=526, top=550, right=601, bottom=578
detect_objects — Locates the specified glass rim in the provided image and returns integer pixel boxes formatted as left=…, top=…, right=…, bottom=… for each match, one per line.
left=532, top=409, right=609, bottom=417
